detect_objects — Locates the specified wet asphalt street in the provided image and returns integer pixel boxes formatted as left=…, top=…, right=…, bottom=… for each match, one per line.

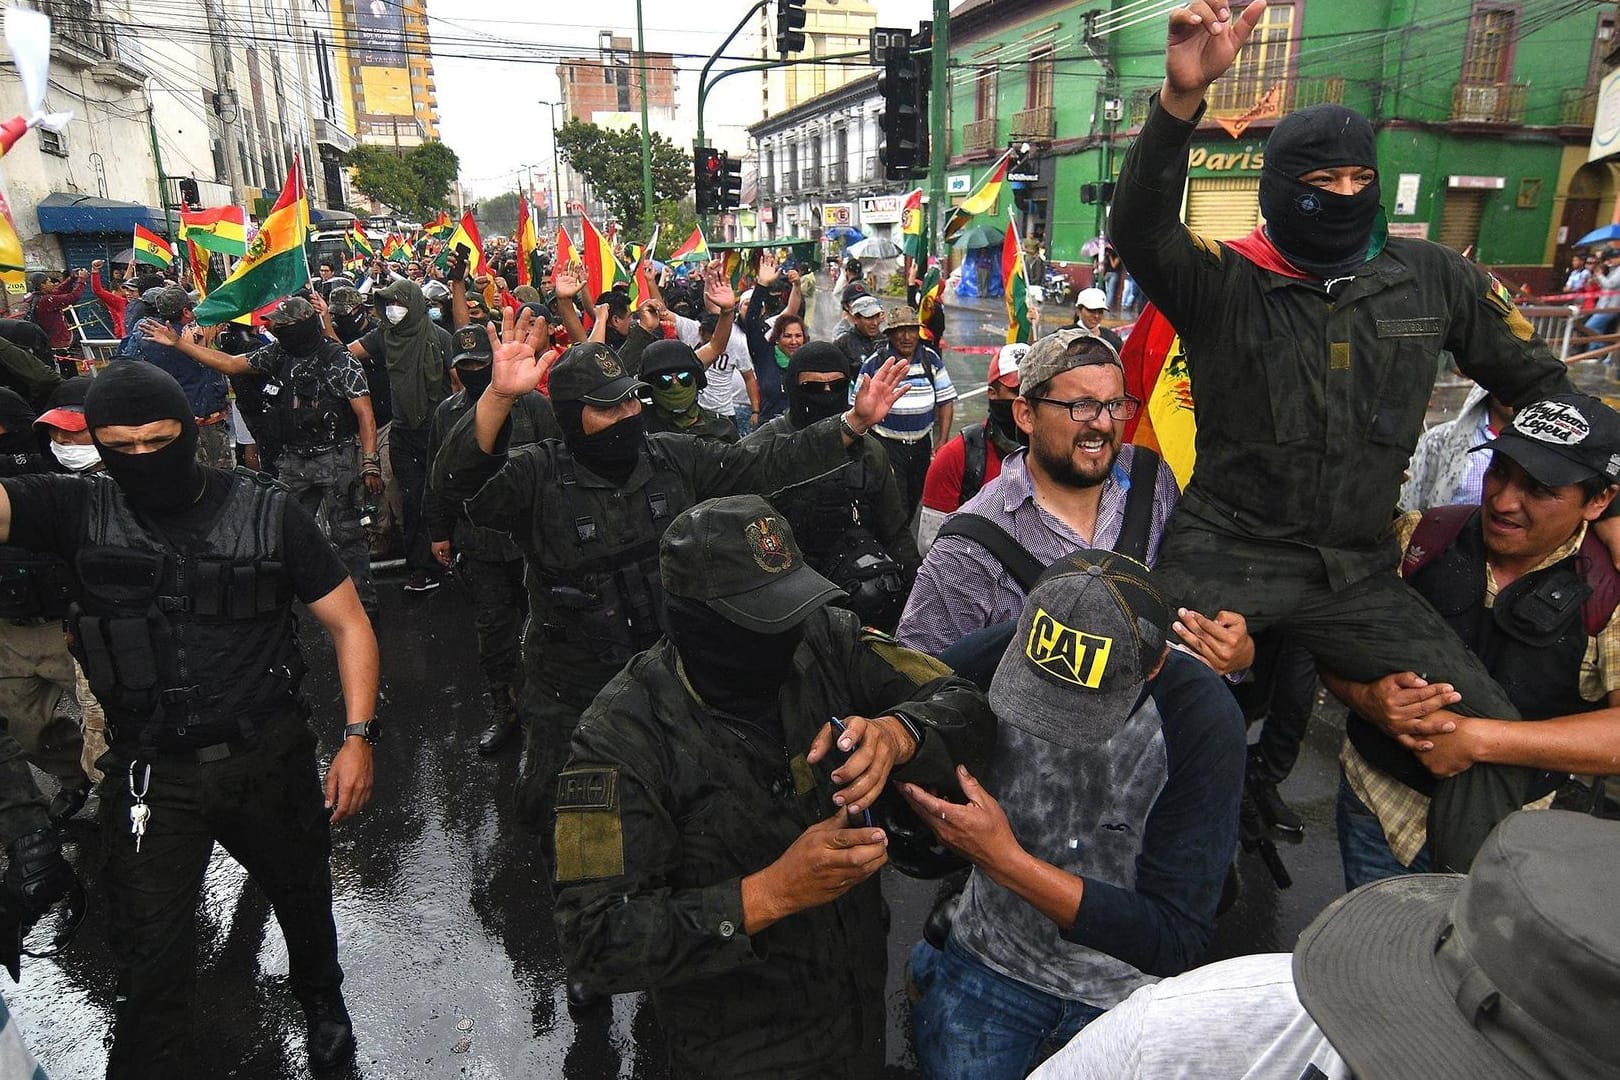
left=16, top=287, right=1611, bottom=1077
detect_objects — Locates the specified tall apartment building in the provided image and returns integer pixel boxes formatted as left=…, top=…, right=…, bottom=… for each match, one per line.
left=554, top=33, right=679, bottom=219
left=757, top=0, right=878, bottom=118
left=329, top=0, right=439, bottom=151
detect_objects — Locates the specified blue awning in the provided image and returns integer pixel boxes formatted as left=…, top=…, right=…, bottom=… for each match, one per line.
left=35, top=192, right=167, bottom=235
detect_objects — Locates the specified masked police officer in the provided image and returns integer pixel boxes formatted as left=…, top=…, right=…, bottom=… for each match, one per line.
left=430, top=311, right=907, bottom=969
left=0, top=361, right=378, bottom=1076
left=638, top=338, right=739, bottom=442
left=139, top=297, right=385, bottom=622
left=425, top=324, right=559, bottom=753
left=750, top=340, right=919, bottom=632
left=553, top=494, right=993, bottom=1078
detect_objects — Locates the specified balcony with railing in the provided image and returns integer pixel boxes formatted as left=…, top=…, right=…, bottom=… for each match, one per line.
left=1009, top=105, right=1054, bottom=139
left=1561, top=87, right=1599, bottom=127
left=800, top=166, right=819, bottom=192
left=43, top=0, right=110, bottom=66
left=960, top=117, right=998, bottom=154
left=1129, top=75, right=1344, bottom=128
left=1450, top=80, right=1528, bottom=125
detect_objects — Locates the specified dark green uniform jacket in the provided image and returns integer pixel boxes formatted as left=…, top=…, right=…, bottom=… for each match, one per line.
left=645, top=405, right=739, bottom=443
left=1110, top=98, right=1572, bottom=590
left=424, top=389, right=559, bottom=561
left=430, top=410, right=854, bottom=697
left=552, top=607, right=994, bottom=1080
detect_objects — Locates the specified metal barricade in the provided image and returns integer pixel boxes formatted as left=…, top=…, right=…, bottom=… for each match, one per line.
left=1519, top=304, right=1582, bottom=361
left=65, top=303, right=119, bottom=373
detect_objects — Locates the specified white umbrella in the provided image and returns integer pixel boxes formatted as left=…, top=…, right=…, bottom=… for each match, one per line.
left=848, top=237, right=902, bottom=260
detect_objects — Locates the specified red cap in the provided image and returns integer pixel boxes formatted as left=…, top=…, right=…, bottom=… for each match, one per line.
left=987, top=343, right=1030, bottom=388
left=35, top=406, right=87, bottom=432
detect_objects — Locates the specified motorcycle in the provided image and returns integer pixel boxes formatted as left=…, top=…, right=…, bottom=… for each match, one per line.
left=1043, top=268, right=1074, bottom=307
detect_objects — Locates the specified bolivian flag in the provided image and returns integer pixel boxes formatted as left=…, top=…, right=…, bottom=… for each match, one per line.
left=629, top=225, right=660, bottom=307
left=382, top=233, right=411, bottom=263
left=555, top=227, right=579, bottom=274
left=1120, top=302, right=1197, bottom=488
left=349, top=222, right=375, bottom=260
left=179, top=206, right=246, bottom=256
left=668, top=226, right=708, bottom=264
left=581, top=213, right=616, bottom=299
left=193, top=162, right=308, bottom=324
left=944, top=149, right=1013, bottom=246
left=515, top=195, right=537, bottom=286
left=900, top=188, right=924, bottom=260
left=132, top=223, right=173, bottom=269
left=1001, top=222, right=1031, bottom=345
left=424, top=211, right=454, bottom=239
left=917, top=265, right=943, bottom=345
left=440, top=212, right=489, bottom=276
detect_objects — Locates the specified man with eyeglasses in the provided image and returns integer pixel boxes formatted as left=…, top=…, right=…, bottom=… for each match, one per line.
left=638, top=339, right=739, bottom=443
left=898, top=330, right=1249, bottom=675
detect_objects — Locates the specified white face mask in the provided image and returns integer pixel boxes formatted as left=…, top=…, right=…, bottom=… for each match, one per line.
left=51, top=440, right=100, bottom=472
left=384, top=305, right=408, bottom=325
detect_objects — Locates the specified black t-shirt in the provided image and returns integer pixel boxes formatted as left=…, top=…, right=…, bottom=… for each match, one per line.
left=1, top=470, right=349, bottom=605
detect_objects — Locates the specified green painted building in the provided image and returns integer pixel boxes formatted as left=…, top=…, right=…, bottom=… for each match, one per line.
left=946, top=0, right=1616, bottom=291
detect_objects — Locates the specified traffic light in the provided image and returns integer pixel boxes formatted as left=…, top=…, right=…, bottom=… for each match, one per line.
left=776, top=0, right=807, bottom=57
left=878, top=44, right=920, bottom=181
left=694, top=147, right=723, bottom=213
left=720, top=155, right=743, bottom=210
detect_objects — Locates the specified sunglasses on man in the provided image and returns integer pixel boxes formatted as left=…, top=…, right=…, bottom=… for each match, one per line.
left=653, top=371, right=695, bottom=390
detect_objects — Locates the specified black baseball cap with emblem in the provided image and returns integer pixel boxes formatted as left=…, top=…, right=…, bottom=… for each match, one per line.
left=450, top=324, right=492, bottom=367
left=1472, top=392, right=1620, bottom=487
left=547, top=342, right=649, bottom=406
left=660, top=495, right=845, bottom=633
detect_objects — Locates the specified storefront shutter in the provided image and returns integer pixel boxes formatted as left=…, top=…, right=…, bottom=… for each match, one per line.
left=1438, top=189, right=1487, bottom=253
left=1185, top=178, right=1262, bottom=241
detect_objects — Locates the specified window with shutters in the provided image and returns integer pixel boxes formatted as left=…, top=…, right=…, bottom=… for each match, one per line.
left=975, top=67, right=997, bottom=122
left=1185, top=177, right=1262, bottom=242
left=1209, top=2, right=1295, bottom=114
left=1462, top=4, right=1518, bottom=85
left=1026, top=47, right=1054, bottom=111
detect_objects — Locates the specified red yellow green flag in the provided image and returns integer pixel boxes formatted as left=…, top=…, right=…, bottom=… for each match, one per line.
left=440, top=212, right=489, bottom=276
left=554, top=227, right=579, bottom=274
left=424, top=211, right=454, bottom=238
left=193, top=160, right=309, bottom=324
left=1120, top=302, right=1197, bottom=488
left=900, top=188, right=925, bottom=260
left=1001, top=222, right=1031, bottom=345
left=917, top=265, right=944, bottom=345
left=132, top=223, right=173, bottom=268
left=668, top=226, right=709, bottom=264
left=349, top=222, right=375, bottom=260
left=179, top=206, right=247, bottom=257
left=944, top=149, right=1013, bottom=246
left=515, top=195, right=537, bottom=286
left=581, top=214, right=616, bottom=299
left=0, top=187, right=25, bottom=296
left=382, top=233, right=410, bottom=263
left=629, top=225, right=660, bottom=308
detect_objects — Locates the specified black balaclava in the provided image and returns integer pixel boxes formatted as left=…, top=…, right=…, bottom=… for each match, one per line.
left=333, top=309, right=370, bottom=341
left=665, top=593, right=803, bottom=722
left=0, top=388, right=38, bottom=455
left=552, top=398, right=645, bottom=483
left=1258, top=104, right=1381, bottom=279
left=986, top=398, right=1026, bottom=448
left=84, top=361, right=202, bottom=511
left=274, top=314, right=325, bottom=357
left=786, top=341, right=851, bottom=430
left=456, top=363, right=492, bottom=400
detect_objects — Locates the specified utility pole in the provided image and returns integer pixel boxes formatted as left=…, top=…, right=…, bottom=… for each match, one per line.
left=927, top=0, right=949, bottom=263
left=539, top=100, right=565, bottom=228
left=203, top=0, right=246, bottom=198
left=634, top=0, right=655, bottom=223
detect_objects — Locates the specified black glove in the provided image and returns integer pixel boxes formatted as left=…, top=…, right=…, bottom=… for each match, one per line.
left=3, top=828, right=77, bottom=922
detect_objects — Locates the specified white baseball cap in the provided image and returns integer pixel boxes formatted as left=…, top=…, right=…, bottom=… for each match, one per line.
left=1076, top=287, right=1108, bottom=311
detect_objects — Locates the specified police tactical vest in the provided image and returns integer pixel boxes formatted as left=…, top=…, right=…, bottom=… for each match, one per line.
left=1348, top=504, right=1620, bottom=794
left=0, top=545, right=72, bottom=621
left=264, top=340, right=359, bottom=452
left=69, top=470, right=302, bottom=747
left=535, top=441, right=683, bottom=664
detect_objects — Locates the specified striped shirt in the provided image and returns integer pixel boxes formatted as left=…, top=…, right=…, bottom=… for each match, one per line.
left=858, top=344, right=955, bottom=441
left=896, top=446, right=1180, bottom=656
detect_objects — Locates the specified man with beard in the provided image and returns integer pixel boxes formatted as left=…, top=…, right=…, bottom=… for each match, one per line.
left=896, top=331, right=1186, bottom=660
left=1111, top=1, right=1583, bottom=869
left=140, top=297, right=384, bottom=621
left=638, top=339, right=739, bottom=443
left=0, top=362, right=378, bottom=1075
left=346, top=278, right=453, bottom=593
left=751, top=341, right=919, bottom=631
left=552, top=494, right=993, bottom=1079
left=425, top=325, right=559, bottom=753
left=431, top=312, right=907, bottom=1005
left=918, top=344, right=1029, bottom=550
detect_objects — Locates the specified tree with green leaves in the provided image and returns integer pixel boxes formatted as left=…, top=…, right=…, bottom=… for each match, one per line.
left=345, top=140, right=461, bottom=222
left=473, top=191, right=522, bottom=239
left=554, top=120, right=691, bottom=235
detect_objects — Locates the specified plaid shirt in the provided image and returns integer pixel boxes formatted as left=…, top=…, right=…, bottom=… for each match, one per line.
left=1342, top=512, right=1618, bottom=864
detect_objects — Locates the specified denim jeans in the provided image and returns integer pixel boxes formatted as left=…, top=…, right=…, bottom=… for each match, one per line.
left=1336, top=772, right=1431, bottom=892
left=909, top=937, right=1104, bottom=1080
left=733, top=403, right=753, bottom=437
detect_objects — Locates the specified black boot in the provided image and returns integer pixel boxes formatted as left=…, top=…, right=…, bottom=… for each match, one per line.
left=477, top=689, right=519, bottom=755
left=1247, top=748, right=1304, bottom=842
left=302, top=991, right=356, bottom=1071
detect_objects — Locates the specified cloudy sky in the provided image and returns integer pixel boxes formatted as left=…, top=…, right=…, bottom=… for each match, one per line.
left=428, top=0, right=934, bottom=200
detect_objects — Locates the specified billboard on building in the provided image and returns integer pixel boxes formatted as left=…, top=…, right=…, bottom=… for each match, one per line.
left=351, top=0, right=411, bottom=116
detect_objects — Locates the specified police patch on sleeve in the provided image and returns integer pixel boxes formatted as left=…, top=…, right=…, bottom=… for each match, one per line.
left=862, top=629, right=952, bottom=686
left=1482, top=274, right=1535, bottom=342
left=553, top=767, right=625, bottom=882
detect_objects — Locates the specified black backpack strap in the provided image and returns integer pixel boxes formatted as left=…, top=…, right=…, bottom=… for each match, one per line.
left=959, top=423, right=988, bottom=503
left=934, top=512, right=1045, bottom=593
left=1114, top=446, right=1161, bottom=565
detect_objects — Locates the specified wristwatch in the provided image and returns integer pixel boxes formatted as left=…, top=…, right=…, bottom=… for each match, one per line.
left=343, top=719, right=380, bottom=746
left=839, top=411, right=867, bottom=440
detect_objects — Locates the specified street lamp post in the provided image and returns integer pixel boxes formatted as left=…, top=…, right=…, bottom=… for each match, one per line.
left=538, top=99, right=565, bottom=228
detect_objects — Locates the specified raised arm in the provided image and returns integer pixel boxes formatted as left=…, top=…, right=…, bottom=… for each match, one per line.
left=135, top=318, right=251, bottom=376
